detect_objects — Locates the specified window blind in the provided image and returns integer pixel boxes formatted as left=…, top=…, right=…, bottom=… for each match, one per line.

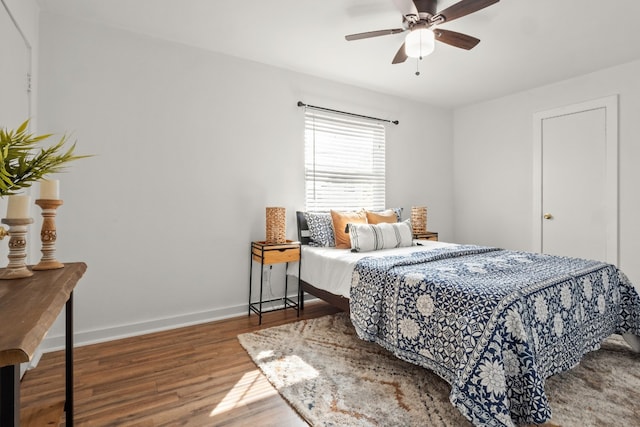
left=304, top=108, right=386, bottom=212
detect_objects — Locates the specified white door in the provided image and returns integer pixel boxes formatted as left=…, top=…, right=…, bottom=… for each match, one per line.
left=533, top=96, right=618, bottom=264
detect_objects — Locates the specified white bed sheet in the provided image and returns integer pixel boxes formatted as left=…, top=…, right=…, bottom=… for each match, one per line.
left=291, top=240, right=457, bottom=298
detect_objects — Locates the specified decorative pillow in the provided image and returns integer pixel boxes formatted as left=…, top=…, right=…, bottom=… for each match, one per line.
left=366, top=209, right=398, bottom=224
left=349, top=220, right=413, bottom=252
left=369, top=207, right=403, bottom=222
left=389, top=207, right=403, bottom=221
left=304, top=211, right=335, bottom=247
left=330, top=209, right=368, bottom=249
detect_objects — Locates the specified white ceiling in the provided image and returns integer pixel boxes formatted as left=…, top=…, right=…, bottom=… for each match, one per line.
left=37, top=0, right=640, bottom=108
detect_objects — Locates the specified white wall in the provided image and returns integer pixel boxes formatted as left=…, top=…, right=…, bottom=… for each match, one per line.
left=37, top=12, right=453, bottom=348
left=453, top=59, right=640, bottom=287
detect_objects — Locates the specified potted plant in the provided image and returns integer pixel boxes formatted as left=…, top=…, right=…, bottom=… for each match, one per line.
left=0, top=120, right=89, bottom=196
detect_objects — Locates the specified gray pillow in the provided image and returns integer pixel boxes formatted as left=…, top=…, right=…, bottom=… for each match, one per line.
left=304, top=212, right=335, bottom=247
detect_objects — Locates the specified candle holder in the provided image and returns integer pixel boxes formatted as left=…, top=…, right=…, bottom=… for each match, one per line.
left=0, top=217, right=34, bottom=279
left=33, top=199, right=64, bottom=271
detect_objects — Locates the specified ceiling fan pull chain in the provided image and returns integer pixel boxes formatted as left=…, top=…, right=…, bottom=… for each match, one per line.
left=415, top=30, right=422, bottom=76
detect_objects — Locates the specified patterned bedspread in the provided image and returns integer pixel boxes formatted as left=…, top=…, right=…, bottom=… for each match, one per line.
left=349, top=245, right=640, bottom=426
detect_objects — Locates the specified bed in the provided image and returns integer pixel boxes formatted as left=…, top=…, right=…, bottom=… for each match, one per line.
left=293, top=211, right=640, bottom=427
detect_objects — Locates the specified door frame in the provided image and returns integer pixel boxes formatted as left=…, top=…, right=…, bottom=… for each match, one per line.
left=532, top=95, right=619, bottom=264
left=1, top=0, right=32, bottom=120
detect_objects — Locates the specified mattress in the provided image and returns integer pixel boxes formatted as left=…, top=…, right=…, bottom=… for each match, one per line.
left=293, top=240, right=457, bottom=298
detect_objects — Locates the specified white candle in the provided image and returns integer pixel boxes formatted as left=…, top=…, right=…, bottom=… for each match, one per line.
left=6, top=195, right=31, bottom=219
left=40, top=179, right=60, bottom=200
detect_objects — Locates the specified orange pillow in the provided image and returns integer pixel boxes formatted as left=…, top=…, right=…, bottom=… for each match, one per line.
left=331, top=209, right=368, bottom=249
left=366, top=209, right=398, bottom=224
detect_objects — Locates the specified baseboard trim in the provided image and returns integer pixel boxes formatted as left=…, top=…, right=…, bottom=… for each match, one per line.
left=40, top=295, right=319, bottom=354
left=41, top=303, right=248, bottom=353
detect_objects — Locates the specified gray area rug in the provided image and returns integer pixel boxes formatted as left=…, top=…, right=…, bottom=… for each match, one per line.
left=238, top=313, right=640, bottom=426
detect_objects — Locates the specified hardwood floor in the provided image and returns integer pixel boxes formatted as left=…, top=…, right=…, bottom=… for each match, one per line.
left=20, top=301, right=341, bottom=426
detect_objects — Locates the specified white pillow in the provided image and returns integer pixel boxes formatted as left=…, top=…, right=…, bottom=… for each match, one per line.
left=349, top=220, right=413, bottom=252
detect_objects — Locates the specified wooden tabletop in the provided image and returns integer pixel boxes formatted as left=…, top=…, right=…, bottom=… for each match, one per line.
left=0, top=262, right=87, bottom=367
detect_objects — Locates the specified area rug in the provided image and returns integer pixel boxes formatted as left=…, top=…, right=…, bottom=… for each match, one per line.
left=237, top=313, right=640, bottom=427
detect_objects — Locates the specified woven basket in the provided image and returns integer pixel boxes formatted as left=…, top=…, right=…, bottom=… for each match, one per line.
left=266, top=207, right=286, bottom=244
left=410, top=206, right=427, bottom=234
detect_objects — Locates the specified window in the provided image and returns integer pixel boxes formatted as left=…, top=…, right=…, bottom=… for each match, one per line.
left=304, top=108, right=386, bottom=211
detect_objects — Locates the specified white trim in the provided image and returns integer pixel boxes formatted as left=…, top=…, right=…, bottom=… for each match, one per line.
left=532, top=95, right=619, bottom=264
left=39, top=293, right=318, bottom=354
left=41, top=303, right=248, bottom=352
left=22, top=348, right=43, bottom=375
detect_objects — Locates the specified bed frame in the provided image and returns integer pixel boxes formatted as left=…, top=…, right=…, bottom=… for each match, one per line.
left=296, top=211, right=350, bottom=313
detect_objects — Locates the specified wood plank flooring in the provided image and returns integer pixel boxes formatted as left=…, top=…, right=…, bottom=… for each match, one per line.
left=20, top=301, right=341, bottom=426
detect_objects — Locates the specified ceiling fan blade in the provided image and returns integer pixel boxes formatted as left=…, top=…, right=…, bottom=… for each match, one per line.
left=345, top=28, right=405, bottom=41
left=413, top=0, right=438, bottom=14
left=392, top=0, right=418, bottom=17
left=392, top=43, right=408, bottom=64
left=434, top=29, right=480, bottom=50
left=434, top=0, right=499, bottom=23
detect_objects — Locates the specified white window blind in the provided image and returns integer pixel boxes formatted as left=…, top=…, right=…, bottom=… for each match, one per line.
left=304, top=108, right=386, bottom=211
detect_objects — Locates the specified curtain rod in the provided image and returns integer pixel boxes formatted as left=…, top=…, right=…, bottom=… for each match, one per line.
left=297, top=101, right=399, bottom=125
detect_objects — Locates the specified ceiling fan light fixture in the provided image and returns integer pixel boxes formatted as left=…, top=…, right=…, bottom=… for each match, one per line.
left=404, top=28, right=435, bottom=58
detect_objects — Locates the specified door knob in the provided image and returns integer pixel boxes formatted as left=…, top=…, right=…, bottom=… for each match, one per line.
left=543, top=213, right=553, bottom=220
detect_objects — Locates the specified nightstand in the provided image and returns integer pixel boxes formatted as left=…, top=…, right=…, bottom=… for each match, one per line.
left=414, top=231, right=438, bottom=241
left=249, top=240, right=301, bottom=324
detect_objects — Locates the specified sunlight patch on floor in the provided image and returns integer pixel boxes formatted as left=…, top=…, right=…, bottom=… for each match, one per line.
left=263, top=354, right=319, bottom=387
left=250, top=349, right=320, bottom=386
left=256, top=349, right=274, bottom=360
left=210, top=353, right=320, bottom=417
left=209, top=369, right=277, bottom=417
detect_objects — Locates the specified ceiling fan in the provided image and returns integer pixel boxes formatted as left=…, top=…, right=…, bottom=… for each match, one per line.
left=345, top=0, right=500, bottom=64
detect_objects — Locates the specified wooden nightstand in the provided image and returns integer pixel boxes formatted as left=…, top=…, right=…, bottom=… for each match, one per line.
left=413, top=231, right=438, bottom=241
left=249, top=240, right=301, bottom=324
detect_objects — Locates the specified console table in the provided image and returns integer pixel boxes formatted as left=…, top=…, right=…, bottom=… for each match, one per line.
left=0, top=262, right=87, bottom=427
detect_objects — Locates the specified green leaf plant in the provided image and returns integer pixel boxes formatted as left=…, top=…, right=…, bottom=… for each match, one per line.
left=0, top=120, right=91, bottom=196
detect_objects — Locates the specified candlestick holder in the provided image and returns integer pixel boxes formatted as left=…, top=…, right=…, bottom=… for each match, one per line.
left=33, top=199, right=64, bottom=270
left=0, top=217, right=34, bottom=279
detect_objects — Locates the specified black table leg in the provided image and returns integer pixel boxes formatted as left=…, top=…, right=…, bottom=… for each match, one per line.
left=0, top=364, right=19, bottom=427
left=65, top=292, right=73, bottom=427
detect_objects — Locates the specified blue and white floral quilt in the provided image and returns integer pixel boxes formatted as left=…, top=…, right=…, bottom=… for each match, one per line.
left=349, top=245, right=640, bottom=426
